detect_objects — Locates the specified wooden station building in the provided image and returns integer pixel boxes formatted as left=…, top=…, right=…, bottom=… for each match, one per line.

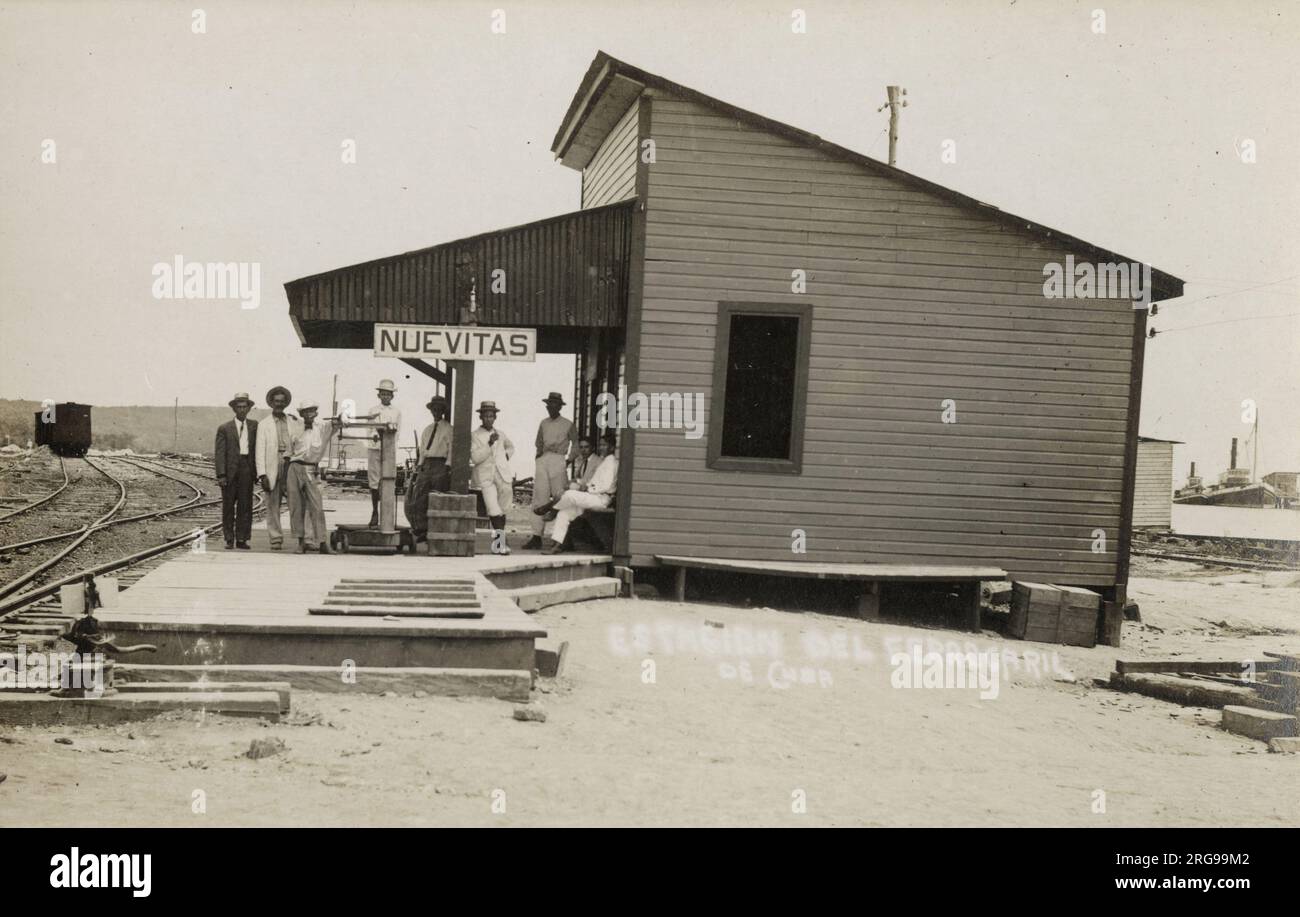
left=285, top=51, right=1185, bottom=613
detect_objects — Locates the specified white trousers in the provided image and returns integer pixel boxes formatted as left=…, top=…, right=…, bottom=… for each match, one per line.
left=480, top=475, right=513, bottom=519
left=550, top=490, right=610, bottom=544
left=286, top=462, right=327, bottom=546
left=531, top=452, right=568, bottom=534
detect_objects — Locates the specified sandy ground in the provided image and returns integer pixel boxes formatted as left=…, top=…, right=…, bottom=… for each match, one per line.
left=1, top=556, right=1297, bottom=827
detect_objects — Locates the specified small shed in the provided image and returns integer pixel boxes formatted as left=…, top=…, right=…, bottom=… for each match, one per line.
left=1134, top=436, right=1181, bottom=530
left=285, top=52, right=1185, bottom=610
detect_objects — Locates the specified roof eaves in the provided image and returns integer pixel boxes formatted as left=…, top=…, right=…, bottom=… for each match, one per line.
left=558, top=52, right=1185, bottom=302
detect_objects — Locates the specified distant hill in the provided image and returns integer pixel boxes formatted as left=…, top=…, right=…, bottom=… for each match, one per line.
left=0, top=399, right=281, bottom=455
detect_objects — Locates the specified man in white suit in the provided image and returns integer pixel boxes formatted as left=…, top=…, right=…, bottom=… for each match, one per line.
left=469, top=400, right=514, bottom=555
left=255, top=385, right=302, bottom=550
left=538, top=432, right=618, bottom=554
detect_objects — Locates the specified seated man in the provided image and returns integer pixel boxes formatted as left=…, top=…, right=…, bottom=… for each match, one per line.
left=536, top=432, right=617, bottom=554
left=568, top=436, right=599, bottom=490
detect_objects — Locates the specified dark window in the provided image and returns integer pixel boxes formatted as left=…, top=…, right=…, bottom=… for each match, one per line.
left=708, top=302, right=811, bottom=474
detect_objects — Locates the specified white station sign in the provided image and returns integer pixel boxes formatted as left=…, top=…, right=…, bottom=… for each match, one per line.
left=373, top=324, right=536, bottom=362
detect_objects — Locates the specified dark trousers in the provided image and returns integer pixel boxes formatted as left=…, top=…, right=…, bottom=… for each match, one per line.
left=404, top=457, right=450, bottom=536
left=221, top=455, right=256, bottom=544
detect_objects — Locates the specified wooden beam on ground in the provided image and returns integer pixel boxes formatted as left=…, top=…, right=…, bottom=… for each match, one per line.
left=1116, top=659, right=1279, bottom=676
left=1108, top=671, right=1267, bottom=709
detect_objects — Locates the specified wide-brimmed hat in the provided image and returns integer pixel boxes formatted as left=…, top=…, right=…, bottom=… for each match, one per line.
left=426, top=395, right=449, bottom=410
left=265, top=385, right=292, bottom=406
left=477, top=401, right=500, bottom=415
left=376, top=379, right=397, bottom=393
left=542, top=392, right=566, bottom=406
left=298, top=400, right=320, bottom=413
left=228, top=392, right=254, bottom=408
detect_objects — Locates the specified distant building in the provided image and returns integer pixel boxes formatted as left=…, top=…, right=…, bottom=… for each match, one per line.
left=1134, top=436, right=1180, bottom=529
left=1263, top=471, right=1298, bottom=502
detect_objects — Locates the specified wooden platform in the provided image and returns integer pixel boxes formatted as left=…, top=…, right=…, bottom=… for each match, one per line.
left=654, top=555, right=1007, bottom=631
left=87, top=499, right=620, bottom=672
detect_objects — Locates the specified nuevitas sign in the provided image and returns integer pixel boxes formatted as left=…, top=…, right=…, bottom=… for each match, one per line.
left=373, top=324, right=536, bottom=362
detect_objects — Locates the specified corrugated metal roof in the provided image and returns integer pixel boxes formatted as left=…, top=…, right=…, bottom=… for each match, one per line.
left=286, top=200, right=635, bottom=348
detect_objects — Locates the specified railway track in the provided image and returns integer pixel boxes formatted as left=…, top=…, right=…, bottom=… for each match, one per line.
left=0, top=453, right=263, bottom=624
left=0, top=455, right=72, bottom=522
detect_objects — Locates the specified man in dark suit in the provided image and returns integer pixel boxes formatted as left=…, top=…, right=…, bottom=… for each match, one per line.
left=215, top=392, right=258, bottom=549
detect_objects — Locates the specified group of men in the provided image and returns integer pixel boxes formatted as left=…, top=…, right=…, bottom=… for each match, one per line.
left=214, top=387, right=332, bottom=553
left=215, top=382, right=619, bottom=556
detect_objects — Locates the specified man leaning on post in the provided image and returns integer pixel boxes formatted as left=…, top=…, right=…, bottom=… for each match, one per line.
left=404, top=394, right=452, bottom=543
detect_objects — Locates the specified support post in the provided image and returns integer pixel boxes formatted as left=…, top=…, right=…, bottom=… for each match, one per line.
left=965, top=581, right=982, bottom=633
left=856, top=582, right=881, bottom=621
left=449, top=360, right=474, bottom=495
left=674, top=567, right=686, bottom=603
left=378, top=426, right=397, bottom=534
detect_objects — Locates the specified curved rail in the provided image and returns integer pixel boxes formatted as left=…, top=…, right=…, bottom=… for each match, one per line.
left=0, top=456, right=70, bottom=524
left=0, top=480, right=266, bottom=619
left=0, top=456, right=209, bottom=554
left=0, top=456, right=128, bottom=600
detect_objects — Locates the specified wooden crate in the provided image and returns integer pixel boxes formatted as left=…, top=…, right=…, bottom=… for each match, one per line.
left=427, top=494, right=476, bottom=557
left=1007, top=582, right=1100, bottom=647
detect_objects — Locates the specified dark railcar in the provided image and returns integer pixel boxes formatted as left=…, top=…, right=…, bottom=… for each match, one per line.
left=33, top=402, right=93, bottom=456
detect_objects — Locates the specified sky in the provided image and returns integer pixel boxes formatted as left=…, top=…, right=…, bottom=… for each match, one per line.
left=1, top=0, right=1297, bottom=482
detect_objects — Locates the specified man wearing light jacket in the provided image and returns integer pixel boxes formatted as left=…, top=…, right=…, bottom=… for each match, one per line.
left=255, top=385, right=302, bottom=551
left=469, top=401, right=514, bottom=555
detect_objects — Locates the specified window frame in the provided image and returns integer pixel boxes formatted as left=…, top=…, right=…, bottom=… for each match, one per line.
left=707, top=301, right=813, bottom=475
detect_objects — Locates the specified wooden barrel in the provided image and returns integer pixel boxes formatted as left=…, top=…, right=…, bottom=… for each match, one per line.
left=427, top=493, right=476, bottom=557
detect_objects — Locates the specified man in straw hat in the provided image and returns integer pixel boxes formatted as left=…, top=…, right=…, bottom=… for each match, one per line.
left=404, top=394, right=452, bottom=542
left=469, top=401, right=514, bottom=555
left=364, top=379, right=403, bottom=527
left=523, top=391, right=577, bottom=551
left=255, top=385, right=302, bottom=550
left=285, top=400, right=334, bottom=554
left=214, top=392, right=259, bottom=549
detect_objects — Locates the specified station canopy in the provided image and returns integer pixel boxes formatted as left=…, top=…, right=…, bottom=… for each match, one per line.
left=285, top=199, right=635, bottom=352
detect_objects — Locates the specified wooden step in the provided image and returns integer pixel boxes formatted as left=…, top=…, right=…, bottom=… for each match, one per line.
left=0, top=690, right=282, bottom=726
left=114, top=680, right=291, bottom=713
left=1221, top=705, right=1299, bottom=741
left=502, top=576, right=621, bottom=613
left=1109, top=672, right=1272, bottom=710
left=114, top=663, right=531, bottom=701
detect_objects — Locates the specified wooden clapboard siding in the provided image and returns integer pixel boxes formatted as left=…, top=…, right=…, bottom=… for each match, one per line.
left=625, top=94, right=1141, bottom=584
left=582, top=100, right=639, bottom=209
left=1133, top=441, right=1174, bottom=528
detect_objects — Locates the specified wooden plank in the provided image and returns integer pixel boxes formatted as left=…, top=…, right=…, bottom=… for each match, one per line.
left=308, top=608, right=485, bottom=619
left=655, top=555, right=1004, bottom=581
left=114, top=663, right=531, bottom=701
left=1108, top=672, right=1269, bottom=709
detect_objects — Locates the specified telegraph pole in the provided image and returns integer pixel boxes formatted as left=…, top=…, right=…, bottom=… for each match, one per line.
left=878, top=86, right=907, bottom=167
